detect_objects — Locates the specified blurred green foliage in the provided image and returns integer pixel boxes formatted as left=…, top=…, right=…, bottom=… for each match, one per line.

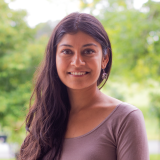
left=80, top=0, right=160, bottom=139
left=0, top=0, right=160, bottom=146
left=80, top=0, right=160, bottom=82
left=149, top=91, right=160, bottom=137
left=0, top=0, right=48, bottom=143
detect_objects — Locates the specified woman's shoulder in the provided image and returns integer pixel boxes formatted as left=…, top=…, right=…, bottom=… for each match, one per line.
left=117, top=102, right=139, bottom=114
left=99, top=93, right=141, bottom=120
left=110, top=102, right=144, bottom=128
left=102, top=94, right=139, bottom=116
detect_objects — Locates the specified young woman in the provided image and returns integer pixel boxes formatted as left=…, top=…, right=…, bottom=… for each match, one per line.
left=19, top=12, right=149, bottom=160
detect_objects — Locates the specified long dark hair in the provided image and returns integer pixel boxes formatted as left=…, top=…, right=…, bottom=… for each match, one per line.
left=19, top=12, right=112, bottom=160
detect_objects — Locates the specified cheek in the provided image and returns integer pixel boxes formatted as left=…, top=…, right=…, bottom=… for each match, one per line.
left=56, top=55, right=69, bottom=77
left=89, top=56, right=102, bottom=78
left=95, top=61, right=102, bottom=78
left=56, top=56, right=63, bottom=76
left=95, top=56, right=103, bottom=79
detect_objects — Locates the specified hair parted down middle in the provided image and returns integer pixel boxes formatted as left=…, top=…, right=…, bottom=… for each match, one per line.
left=19, top=12, right=112, bottom=160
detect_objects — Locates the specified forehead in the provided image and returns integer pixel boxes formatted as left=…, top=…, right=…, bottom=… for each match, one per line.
left=57, top=31, right=101, bottom=48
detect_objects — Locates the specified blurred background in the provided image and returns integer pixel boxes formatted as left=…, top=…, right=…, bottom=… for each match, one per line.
left=0, top=0, right=160, bottom=159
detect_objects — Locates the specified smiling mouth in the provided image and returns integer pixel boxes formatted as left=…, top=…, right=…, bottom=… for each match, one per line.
left=68, top=72, right=89, bottom=75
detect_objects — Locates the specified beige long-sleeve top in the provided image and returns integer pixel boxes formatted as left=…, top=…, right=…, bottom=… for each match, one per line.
left=60, top=102, right=149, bottom=160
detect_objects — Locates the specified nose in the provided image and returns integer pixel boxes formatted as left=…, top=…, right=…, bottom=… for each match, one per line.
left=71, top=52, right=85, bottom=67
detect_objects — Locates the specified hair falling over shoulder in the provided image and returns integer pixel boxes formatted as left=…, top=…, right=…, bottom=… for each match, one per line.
left=19, top=42, right=70, bottom=159
left=19, top=12, right=112, bottom=160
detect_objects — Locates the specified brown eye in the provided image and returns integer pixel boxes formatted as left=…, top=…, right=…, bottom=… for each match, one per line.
left=84, top=49, right=94, bottom=54
left=62, top=49, right=72, bottom=54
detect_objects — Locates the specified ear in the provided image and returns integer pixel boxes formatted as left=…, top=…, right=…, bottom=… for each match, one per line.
left=101, top=53, right=109, bottom=69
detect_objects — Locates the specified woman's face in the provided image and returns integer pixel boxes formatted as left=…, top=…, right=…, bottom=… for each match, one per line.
left=56, top=31, right=108, bottom=90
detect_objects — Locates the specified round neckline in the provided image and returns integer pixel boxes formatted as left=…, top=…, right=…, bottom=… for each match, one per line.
left=65, top=102, right=123, bottom=140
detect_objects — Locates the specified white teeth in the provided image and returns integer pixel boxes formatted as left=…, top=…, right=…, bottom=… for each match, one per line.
left=70, top=72, right=87, bottom=75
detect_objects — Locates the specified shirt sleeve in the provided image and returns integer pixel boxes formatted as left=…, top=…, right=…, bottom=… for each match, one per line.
left=116, top=109, right=149, bottom=160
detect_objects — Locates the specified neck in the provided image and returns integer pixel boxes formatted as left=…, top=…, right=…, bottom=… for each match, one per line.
left=67, top=84, right=102, bottom=114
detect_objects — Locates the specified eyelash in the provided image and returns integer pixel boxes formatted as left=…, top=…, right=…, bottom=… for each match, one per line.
left=83, top=49, right=95, bottom=54
left=61, top=49, right=95, bottom=55
left=61, top=49, right=72, bottom=54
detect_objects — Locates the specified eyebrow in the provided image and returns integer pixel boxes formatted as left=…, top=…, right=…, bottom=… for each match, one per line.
left=59, top=43, right=98, bottom=48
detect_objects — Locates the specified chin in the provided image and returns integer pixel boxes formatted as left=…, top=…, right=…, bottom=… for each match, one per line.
left=66, top=82, right=96, bottom=90
left=67, top=85, right=87, bottom=90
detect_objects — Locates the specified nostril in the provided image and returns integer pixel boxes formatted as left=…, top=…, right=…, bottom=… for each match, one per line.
left=71, top=58, right=85, bottom=66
